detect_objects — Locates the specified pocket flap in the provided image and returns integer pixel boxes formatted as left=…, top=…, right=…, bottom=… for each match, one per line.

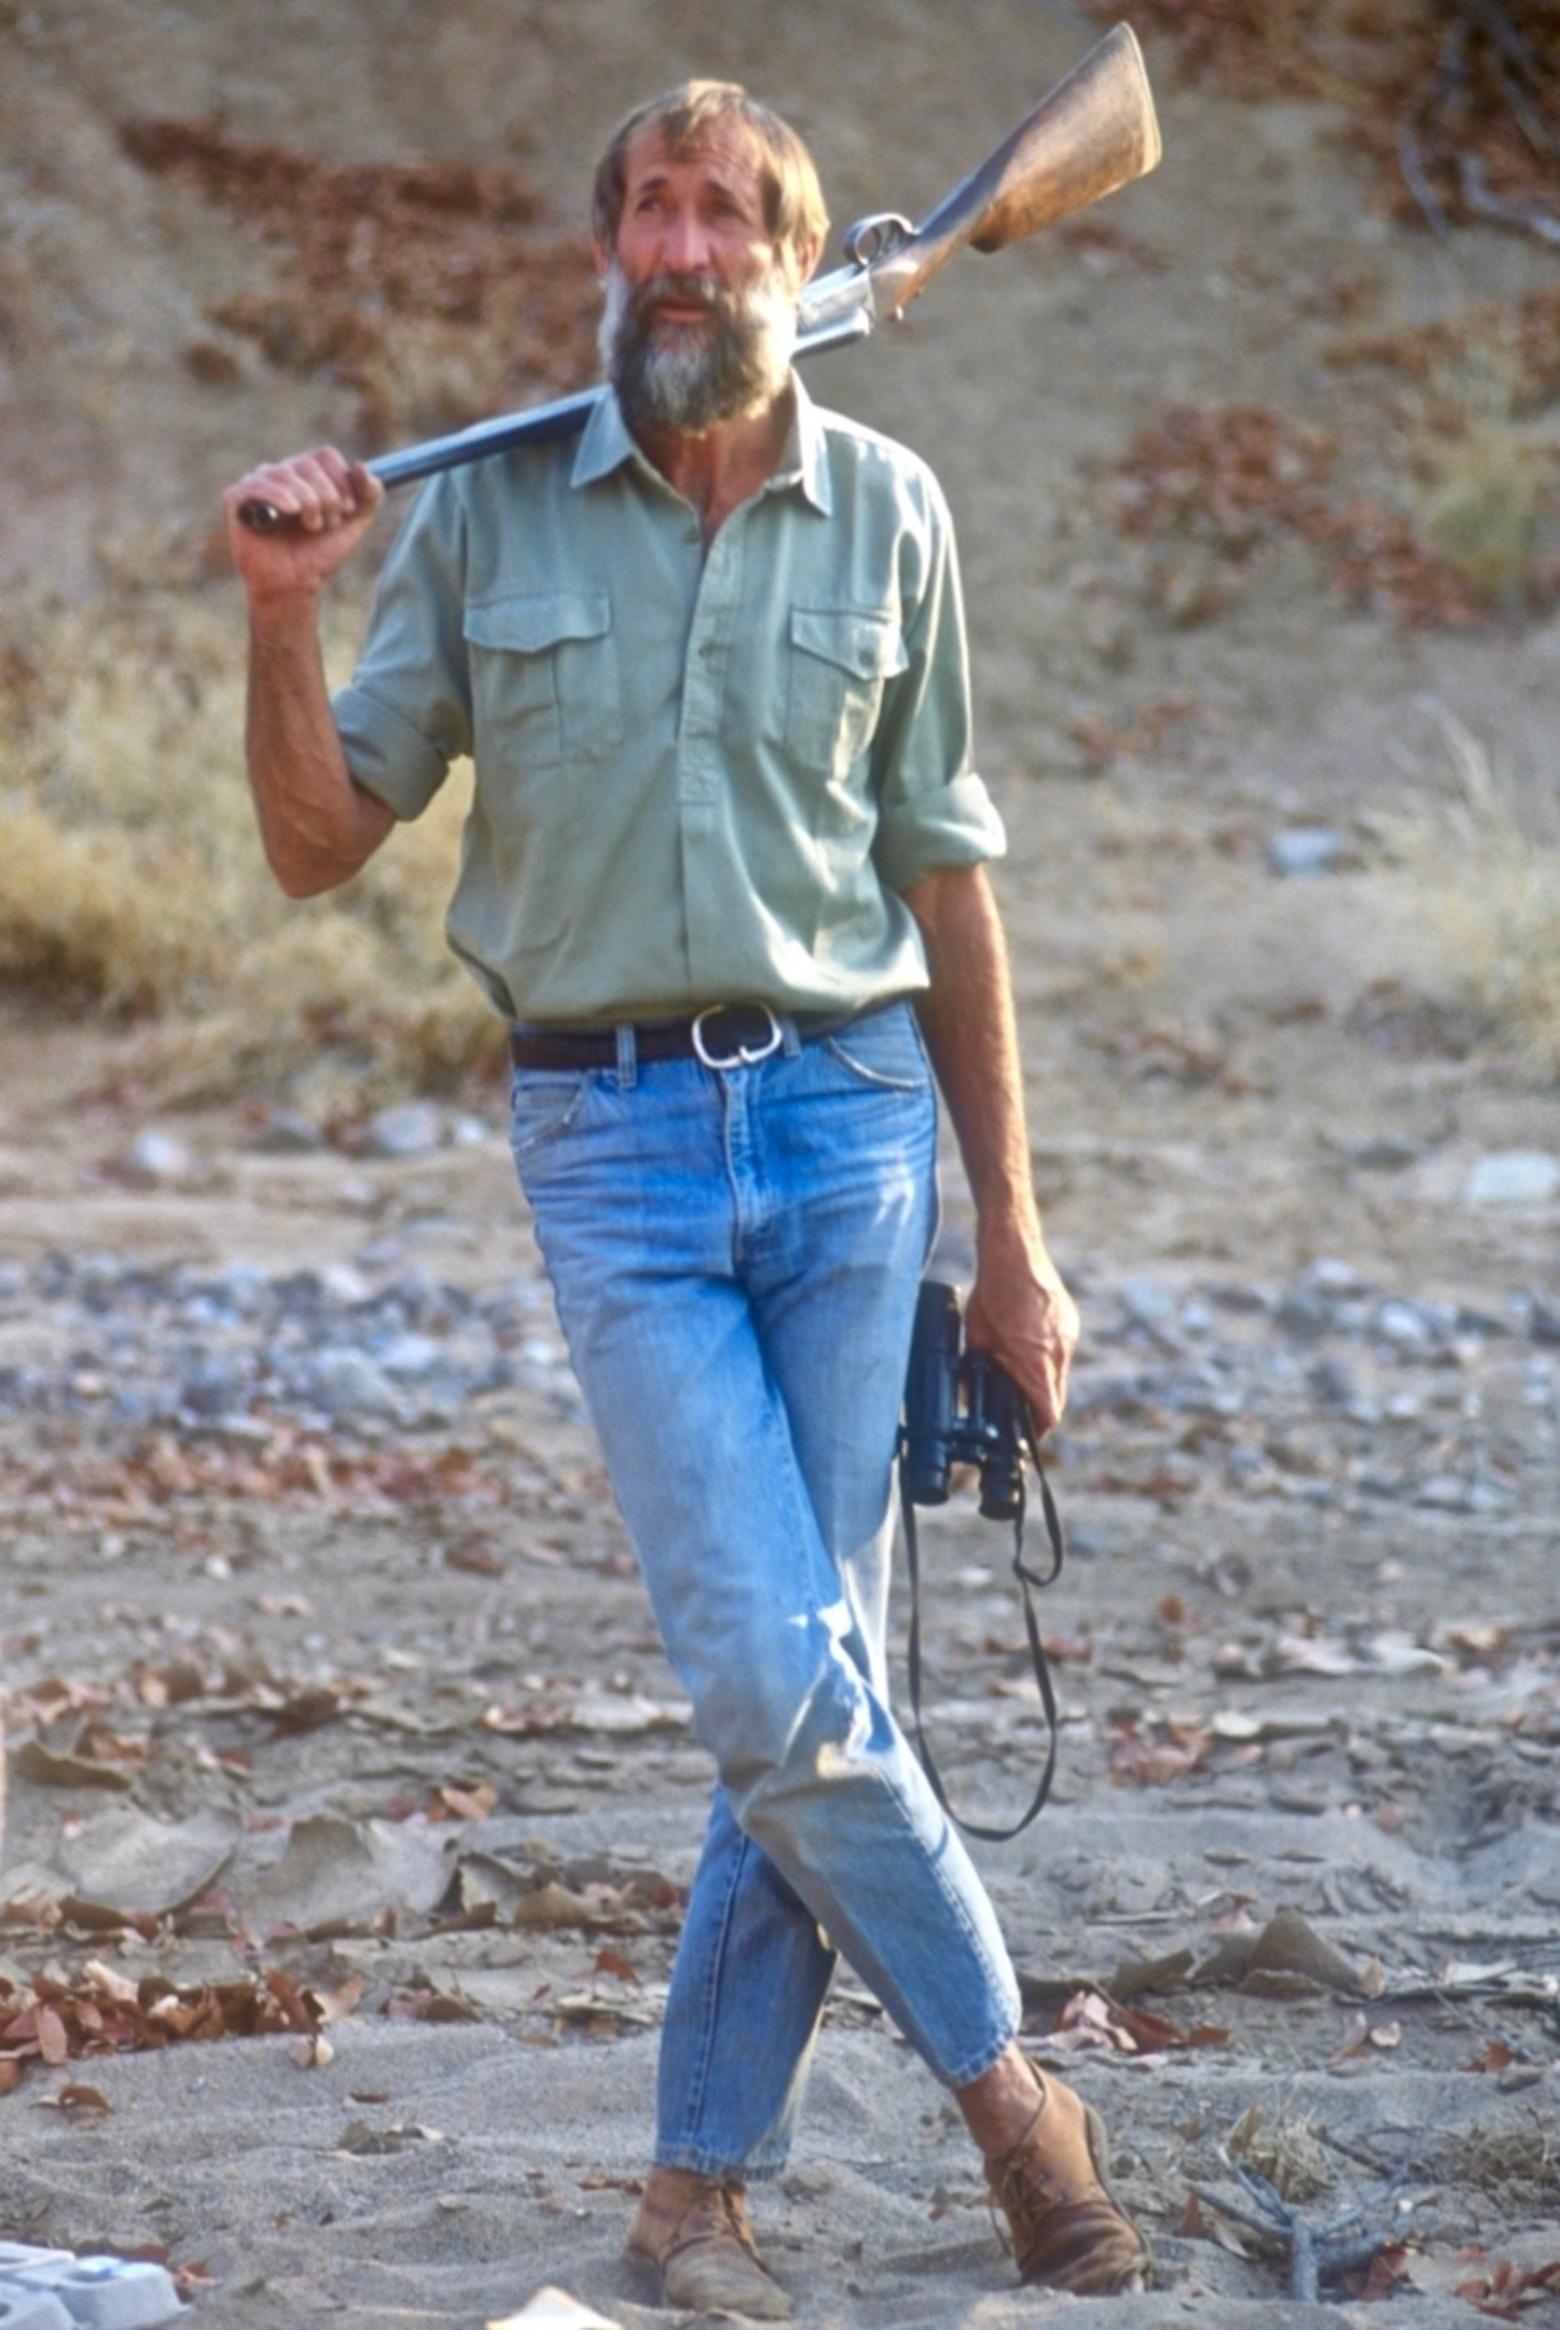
left=465, top=591, right=612, bottom=654
left=790, top=606, right=907, bottom=682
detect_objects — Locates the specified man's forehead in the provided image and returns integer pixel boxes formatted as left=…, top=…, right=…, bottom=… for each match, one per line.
left=621, top=116, right=766, bottom=199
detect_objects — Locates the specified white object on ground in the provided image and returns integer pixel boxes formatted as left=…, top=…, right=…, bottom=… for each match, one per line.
left=0, top=2248, right=181, bottom=2329
left=486, top=2287, right=623, bottom=2329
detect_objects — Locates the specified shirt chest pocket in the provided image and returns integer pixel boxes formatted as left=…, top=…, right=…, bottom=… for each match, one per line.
left=785, top=607, right=908, bottom=781
left=463, top=591, right=624, bottom=772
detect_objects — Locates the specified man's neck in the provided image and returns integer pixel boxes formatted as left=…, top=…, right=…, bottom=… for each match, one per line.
left=632, top=383, right=796, bottom=542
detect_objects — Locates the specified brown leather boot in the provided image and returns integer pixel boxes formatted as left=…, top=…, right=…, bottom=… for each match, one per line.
left=626, top=2171, right=793, bottom=2320
left=985, top=2072, right=1150, bottom=2295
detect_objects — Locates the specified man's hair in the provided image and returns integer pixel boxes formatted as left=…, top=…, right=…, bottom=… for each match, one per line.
left=591, top=80, right=829, bottom=264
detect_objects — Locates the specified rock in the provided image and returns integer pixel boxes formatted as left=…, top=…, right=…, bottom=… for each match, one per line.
left=303, top=1347, right=400, bottom=1416
left=1120, top=1278, right=1177, bottom=1328
left=449, top=1112, right=494, bottom=1147
left=1267, top=826, right=1355, bottom=879
left=376, top=1331, right=444, bottom=1380
left=116, top=1128, right=195, bottom=1187
left=1339, top=1135, right=1423, bottom=1170
left=180, top=1364, right=250, bottom=1417
left=248, top=1108, right=326, bottom=1154
left=1375, top=1300, right=1433, bottom=1349
left=1299, top=1257, right=1369, bottom=1296
left=319, top=1261, right=372, bottom=1307
left=1307, top=1356, right=1360, bottom=1410
left=361, top=1101, right=445, bottom=1160
left=1414, top=1473, right=1509, bottom=1514
left=1463, top=1151, right=1560, bottom=1206
left=1531, top=1298, right=1560, bottom=1348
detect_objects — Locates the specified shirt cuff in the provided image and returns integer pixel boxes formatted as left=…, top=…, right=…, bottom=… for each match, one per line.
left=332, top=682, right=449, bottom=821
left=873, top=772, right=1007, bottom=894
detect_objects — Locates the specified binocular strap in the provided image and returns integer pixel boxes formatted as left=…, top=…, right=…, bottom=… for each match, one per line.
left=899, top=1447, right=1064, bottom=1843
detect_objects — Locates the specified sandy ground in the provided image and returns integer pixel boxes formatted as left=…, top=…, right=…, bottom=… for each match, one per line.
left=2, top=3, right=1558, bottom=2325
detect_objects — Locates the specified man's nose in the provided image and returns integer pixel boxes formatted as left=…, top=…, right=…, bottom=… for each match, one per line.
left=662, top=208, right=715, bottom=272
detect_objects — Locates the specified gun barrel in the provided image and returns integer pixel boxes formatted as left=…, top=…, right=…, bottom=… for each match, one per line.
left=236, top=310, right=873, bottom=532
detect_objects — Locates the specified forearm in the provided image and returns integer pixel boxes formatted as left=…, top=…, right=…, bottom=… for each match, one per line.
left=245, top=593, right=394, bottom=897
left=906, top=864, right=1043, bottom=1256
left=905, top=861, right=1078, bottom=1430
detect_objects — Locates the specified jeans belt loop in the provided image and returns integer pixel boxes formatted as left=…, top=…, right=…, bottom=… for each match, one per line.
left=614, top=1023, right=638, bottom=1090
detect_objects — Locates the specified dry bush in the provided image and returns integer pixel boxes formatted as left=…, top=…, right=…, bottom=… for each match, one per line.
left=1224, top=2099, right=1331, bottom=2203
left=0, top=595, right=497, bottom=1100
left=1372, top=703, right=1560, bottom=1072
left=1323, top=290, right=1560, bottom=612
left=1083, top=0, right=1560, bottom=238
left=1104, top=400, right=1556, bottom=625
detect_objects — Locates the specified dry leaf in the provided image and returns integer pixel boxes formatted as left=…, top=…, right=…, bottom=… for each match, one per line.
left=592, top=1947, right=639, bottom=1986
left=47, top=2083, right=115, bottom=2118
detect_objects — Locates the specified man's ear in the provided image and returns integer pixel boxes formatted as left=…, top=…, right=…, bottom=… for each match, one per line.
left=592, top=237, right=610, bottom=279
left=788, top=230, right=825, bottom=293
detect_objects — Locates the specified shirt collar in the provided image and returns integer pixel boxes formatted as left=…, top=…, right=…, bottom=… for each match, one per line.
left=571, top=374, right=833, bottom=517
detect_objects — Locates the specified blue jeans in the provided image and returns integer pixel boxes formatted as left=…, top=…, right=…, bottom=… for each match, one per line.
left=509, top=1002, right=1021, bottom=2179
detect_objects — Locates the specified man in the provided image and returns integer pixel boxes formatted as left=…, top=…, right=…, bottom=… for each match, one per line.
left=224, top=80, right=1149, bottom=2317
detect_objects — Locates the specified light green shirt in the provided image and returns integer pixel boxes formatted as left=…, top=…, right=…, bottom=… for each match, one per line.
left=333, top=377, right=1005, bottom=1024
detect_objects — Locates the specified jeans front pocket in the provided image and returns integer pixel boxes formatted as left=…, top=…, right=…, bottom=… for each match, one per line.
left=509, top=1069, right=592, bottom=1165
left=822, top=1002, right=932, bottom=1094
left=785, top=606, right=908, bottom=781
left=465, top=591, right=624, bottom=773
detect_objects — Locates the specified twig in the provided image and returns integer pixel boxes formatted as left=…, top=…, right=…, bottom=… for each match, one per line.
left=1494, top=50, right=1557, bottom=160
left=1191, top=2147, right=1415, bottom=2304
left=1458, top=0, right=1555, bottom=114
left=1458, top=153, right=1560, bottom=244
left=1398, top=18, right=1471, bottom=238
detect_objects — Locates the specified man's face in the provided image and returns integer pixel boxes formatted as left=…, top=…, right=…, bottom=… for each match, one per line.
left=597, top=120, right=817, bottom=435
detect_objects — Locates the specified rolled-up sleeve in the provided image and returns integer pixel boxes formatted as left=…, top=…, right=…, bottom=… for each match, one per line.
left=332, top=476, right=473, bottom=821
left=870, top=476, right=1006, bottom=894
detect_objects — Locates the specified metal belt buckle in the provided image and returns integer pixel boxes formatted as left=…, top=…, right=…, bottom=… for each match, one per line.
left=692, top=1003, right=783, bottom=1071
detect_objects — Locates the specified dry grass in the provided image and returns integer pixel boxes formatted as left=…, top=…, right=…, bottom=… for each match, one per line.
left=1453, top=2116, right=1559, bottom=2203
left=0, top=591, right=498, bottom=1103
left=1224, top=2099, right=1331, bottom=2203
left=1376, top=702, right=1560, bottom=1075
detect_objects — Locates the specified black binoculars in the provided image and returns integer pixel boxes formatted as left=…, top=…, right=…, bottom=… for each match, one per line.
left=900, top=1278, right=1030, bottom=1522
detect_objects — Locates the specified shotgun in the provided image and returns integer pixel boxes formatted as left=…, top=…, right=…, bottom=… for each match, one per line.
left=238, top=23, right=1160, bottom=532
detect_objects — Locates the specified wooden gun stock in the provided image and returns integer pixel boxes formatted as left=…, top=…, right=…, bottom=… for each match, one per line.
left=813, top=23, right=1162, bottom=327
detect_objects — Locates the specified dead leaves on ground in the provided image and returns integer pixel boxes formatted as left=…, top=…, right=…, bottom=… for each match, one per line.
left=0, top=1961, right=329, bottom=2091
left=118, top=122, right=596, bottom=444
left=1104, top=402, right=1543, bottom=628
left=1371, top=2247, right=1560, bottom=2319
left=1040, top=1987, right=1231, bottom=2062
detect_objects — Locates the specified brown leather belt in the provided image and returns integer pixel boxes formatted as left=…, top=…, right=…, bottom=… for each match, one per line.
left=509, top=1001, right=875, bottom=1073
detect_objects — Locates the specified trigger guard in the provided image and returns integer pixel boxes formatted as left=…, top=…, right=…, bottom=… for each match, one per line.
left=842, top=211, right=915, bottom=268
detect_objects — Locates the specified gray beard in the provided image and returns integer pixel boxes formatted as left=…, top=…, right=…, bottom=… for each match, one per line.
left=598, top=260, right=797, bottom=436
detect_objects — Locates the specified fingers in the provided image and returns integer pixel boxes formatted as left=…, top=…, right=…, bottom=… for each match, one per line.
left=223, top=446, right=384, bottom=538
left=966, top=1266, right=1080, bottom=1437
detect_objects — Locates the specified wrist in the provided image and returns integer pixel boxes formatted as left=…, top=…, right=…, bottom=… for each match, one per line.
left=975, top=1193, right=1044, bottom=1261
left=246, top=579, right=326, bottom=630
